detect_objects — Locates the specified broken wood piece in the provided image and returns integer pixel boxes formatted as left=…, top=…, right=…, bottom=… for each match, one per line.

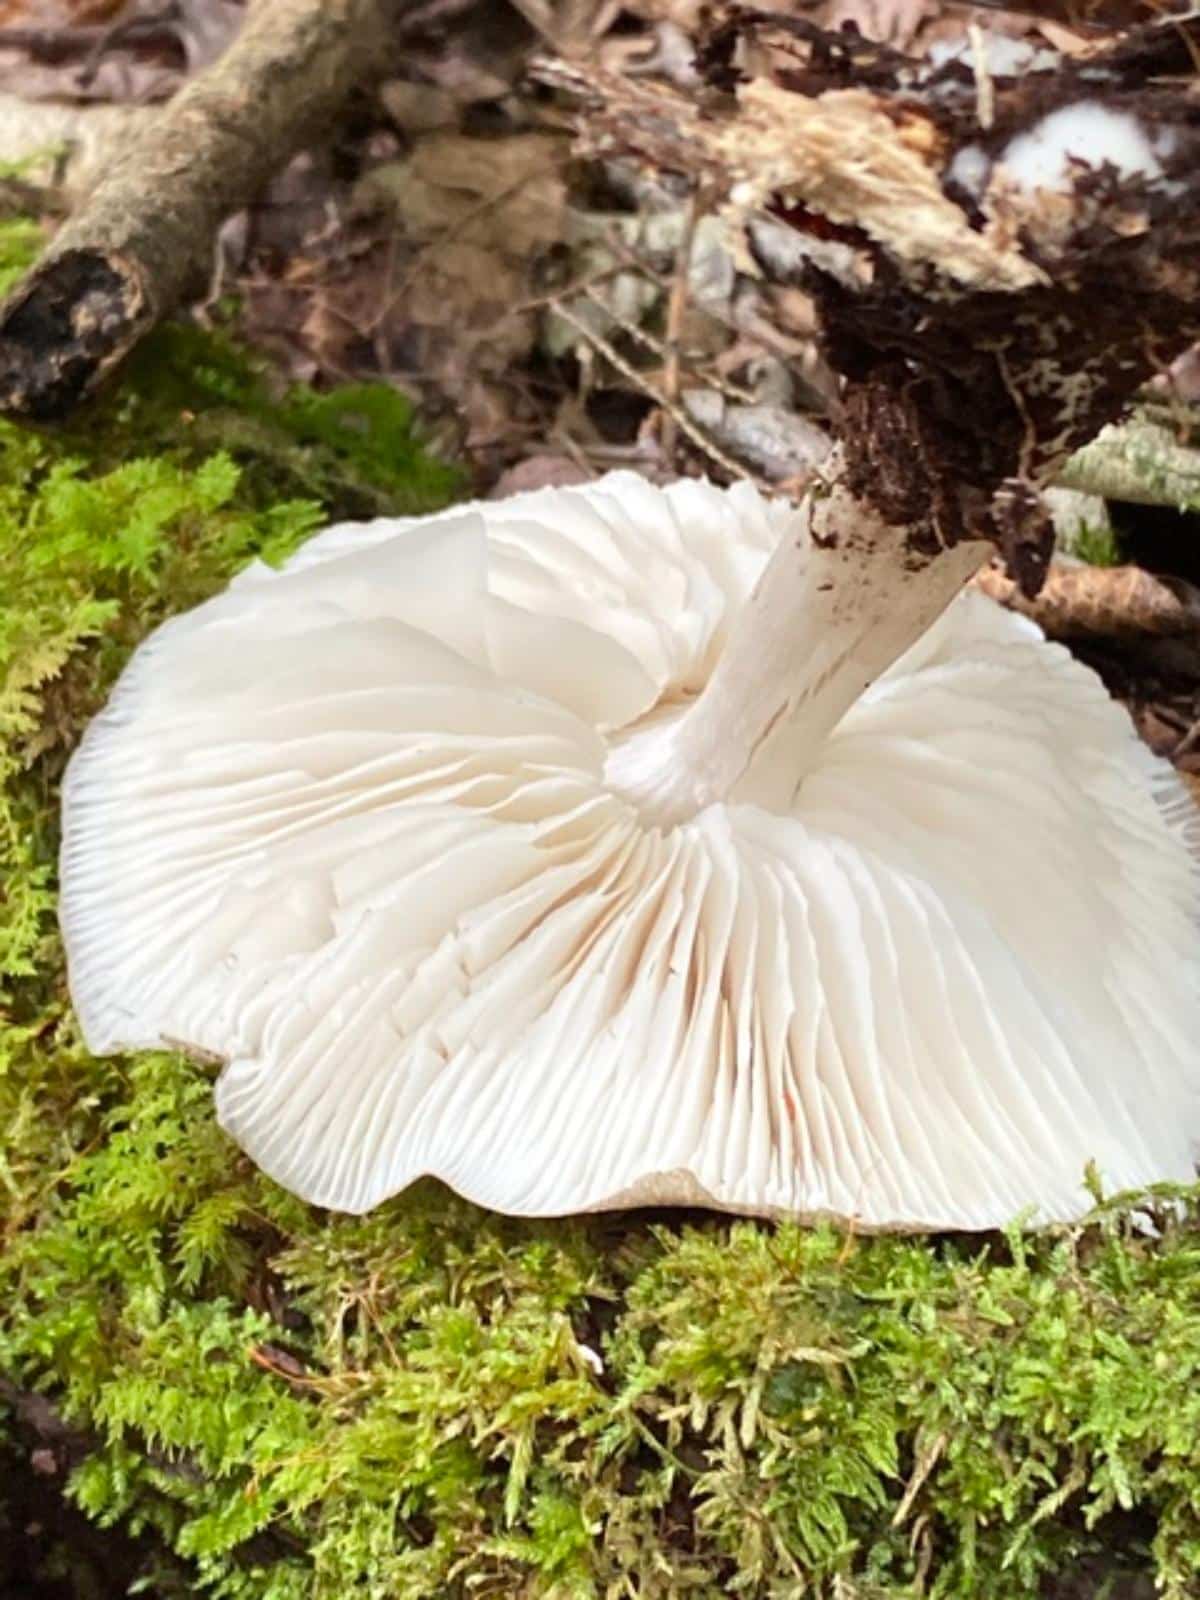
left=0, top=0, right=434, bottom=422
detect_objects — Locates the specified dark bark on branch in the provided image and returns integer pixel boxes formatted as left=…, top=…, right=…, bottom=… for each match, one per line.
left=0, top=0, right=436, bottom=422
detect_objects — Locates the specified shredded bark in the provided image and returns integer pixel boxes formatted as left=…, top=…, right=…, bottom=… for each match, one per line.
left=541, top=6, right=1200, bottom=590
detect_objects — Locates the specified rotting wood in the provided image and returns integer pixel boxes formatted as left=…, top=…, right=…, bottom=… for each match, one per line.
left=541, top=4, right=1200, bottom=818
left=540, top=6, right=1200, bottom=588
left=0, top=0, right=452, bottom=422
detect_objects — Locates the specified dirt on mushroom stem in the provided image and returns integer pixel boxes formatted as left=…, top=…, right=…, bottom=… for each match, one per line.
left=605, top=453, right=989, bottom=824
left=532, top=10, right=1200, bottom=833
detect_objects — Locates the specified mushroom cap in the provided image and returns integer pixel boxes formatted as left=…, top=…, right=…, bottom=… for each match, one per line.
left=60, top=473, right=1200, bottom=1228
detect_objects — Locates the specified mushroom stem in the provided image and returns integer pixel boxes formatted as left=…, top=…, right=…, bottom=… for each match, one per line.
left=605, top=459, right=990, bottom=823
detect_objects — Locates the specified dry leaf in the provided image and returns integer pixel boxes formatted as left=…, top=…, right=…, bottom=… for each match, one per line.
left=405, top=241, right=527, bottom=359
left=0, top=0, right=242, bottom=101
left=975, top=562, right=1200, bottom=642
left=358, top=132, right=568, bottom=257
left=491, top=454, right=593, bottom=496
left=404, top=0, right=533, bottom=103
left=378, top=79, right=459, bottom=135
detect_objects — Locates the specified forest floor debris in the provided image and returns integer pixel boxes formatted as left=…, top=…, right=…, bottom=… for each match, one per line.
left=5, top=4, right=1200, bottom=1597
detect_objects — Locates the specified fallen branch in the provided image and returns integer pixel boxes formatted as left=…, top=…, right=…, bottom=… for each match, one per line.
left=0, top=0, right=439, bottom=421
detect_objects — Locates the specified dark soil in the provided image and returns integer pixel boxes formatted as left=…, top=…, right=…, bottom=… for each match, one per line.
left=0, top=1440, right=157, bottom=1600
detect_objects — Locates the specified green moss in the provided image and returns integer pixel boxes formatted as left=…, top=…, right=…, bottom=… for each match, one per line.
left=2, top=215, right=1200, bottom=1598
left=70, top=320, right=460, bottom=520
left=0, top=216, right=47, bottom=296
left=1070, top=518, right=1120, bottom=569
left=7, top=1043, right=1200, bottom=1599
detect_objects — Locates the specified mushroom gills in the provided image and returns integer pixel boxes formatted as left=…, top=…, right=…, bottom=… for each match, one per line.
left=59, top=472, right=1200, bottom=1228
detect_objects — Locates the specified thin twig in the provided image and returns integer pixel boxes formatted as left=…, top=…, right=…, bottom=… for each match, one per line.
left=967, top=22, right=995, bottom=130
left=552, top=298, right=771, bottom=488
left=660, top=187, right=706, bottom=466
left=578, top=283, right=758, bottom=404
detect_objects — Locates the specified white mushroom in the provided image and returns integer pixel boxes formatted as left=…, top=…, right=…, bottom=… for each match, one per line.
left=59, top=469, right=1200, bottom=1228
